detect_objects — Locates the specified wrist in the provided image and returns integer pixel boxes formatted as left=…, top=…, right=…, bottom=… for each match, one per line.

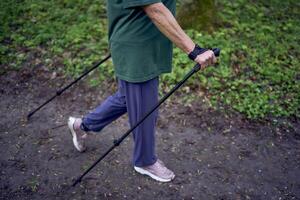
left=186, top=42, right=195, bottom=54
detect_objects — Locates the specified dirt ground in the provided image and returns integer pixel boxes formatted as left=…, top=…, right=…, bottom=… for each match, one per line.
left=0, top=66, right=299, bottom=200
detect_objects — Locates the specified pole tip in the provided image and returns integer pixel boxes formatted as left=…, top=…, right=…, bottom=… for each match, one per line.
left=27, top=110, right=35, bottom=120
left=27, top=114, right=32, bottom=120
left=71, top=178, right=81, bottom=187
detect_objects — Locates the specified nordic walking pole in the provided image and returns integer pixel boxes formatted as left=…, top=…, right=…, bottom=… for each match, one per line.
left=27, top=54, right=111, bottom=120
left=71, top=48, right=220, bottom=187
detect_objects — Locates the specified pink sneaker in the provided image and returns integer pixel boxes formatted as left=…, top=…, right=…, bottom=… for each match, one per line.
left=68, top=117, right=87, bottom=152
left=134, top=159, right=175, bottom=182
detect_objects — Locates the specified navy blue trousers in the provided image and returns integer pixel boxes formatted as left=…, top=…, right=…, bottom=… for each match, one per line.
left=80, top=78, right=158, bottom=167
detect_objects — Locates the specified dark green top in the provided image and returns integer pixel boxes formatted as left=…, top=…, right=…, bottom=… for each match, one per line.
left=107, top=0, right=176, bottom=82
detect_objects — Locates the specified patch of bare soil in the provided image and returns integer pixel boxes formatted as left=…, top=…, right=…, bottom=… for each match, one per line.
left=0, top=67, right=299, bottom=200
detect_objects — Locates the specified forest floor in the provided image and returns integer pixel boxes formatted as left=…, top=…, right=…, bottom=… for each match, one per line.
left=0, top=66, right=299, bottom=200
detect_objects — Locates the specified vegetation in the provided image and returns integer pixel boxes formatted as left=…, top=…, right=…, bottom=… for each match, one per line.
left=1, top=0, right=299, bottom=119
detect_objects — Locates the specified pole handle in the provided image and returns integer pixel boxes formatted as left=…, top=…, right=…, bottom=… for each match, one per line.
left=212, top=48, right=221, bottom=57
left=194, top=48, right=221, bottom=71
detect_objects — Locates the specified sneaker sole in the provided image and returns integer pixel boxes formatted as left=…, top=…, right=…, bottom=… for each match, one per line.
left=134, top=166, right=175, bottom=182
left=68, top=117, right=85, bottom=152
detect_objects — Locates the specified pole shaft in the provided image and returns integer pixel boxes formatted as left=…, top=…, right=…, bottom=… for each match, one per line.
left=27, top=54, right=111, bottom=119
left=57, top=54, right=111, bottom=95
left=72, top=65, right=198, bottom=186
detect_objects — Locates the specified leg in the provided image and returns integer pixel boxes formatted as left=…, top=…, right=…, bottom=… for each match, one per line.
left=81, top=82, right=127, bottom=132
left=119, top=77, right=159, bottom=167
left=68, top=81, right=127, bottom=152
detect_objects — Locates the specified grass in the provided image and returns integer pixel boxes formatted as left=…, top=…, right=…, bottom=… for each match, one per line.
left=0, top=0, right=299, bottom=119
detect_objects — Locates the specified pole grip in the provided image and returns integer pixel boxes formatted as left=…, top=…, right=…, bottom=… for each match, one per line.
left=193, top=48, right=221, bottom=72
left=212, top=48, right=221, bottom=57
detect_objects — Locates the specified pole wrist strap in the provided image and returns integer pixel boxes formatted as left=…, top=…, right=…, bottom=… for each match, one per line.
left=188, top=44, right=208, bottom=61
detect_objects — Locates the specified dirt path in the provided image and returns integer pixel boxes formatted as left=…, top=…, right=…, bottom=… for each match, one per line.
left=1, top=67, right=299, bottom=200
